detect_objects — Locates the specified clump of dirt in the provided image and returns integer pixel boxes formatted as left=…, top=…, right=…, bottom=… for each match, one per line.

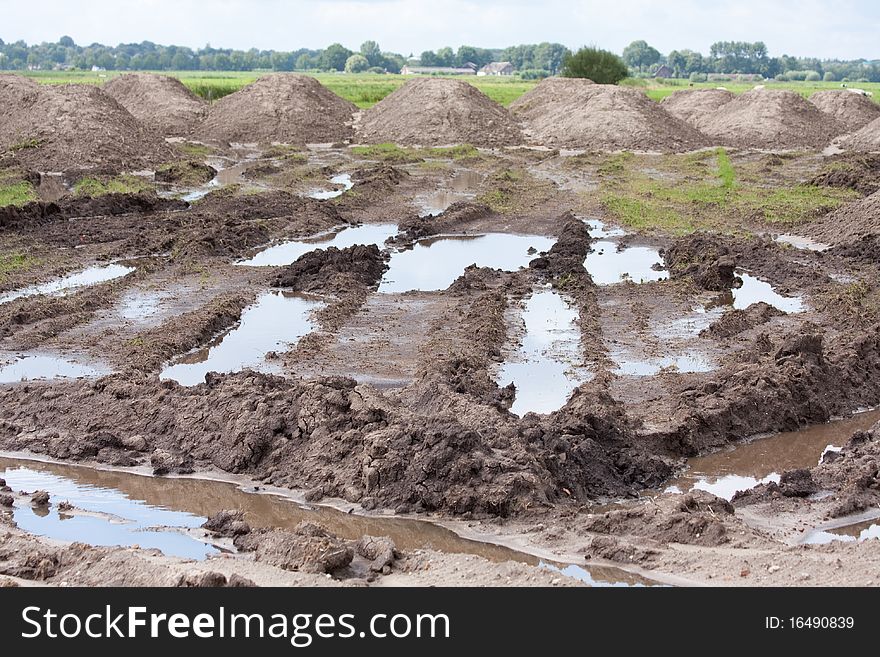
left=698, top=89, right=845, bottom=150
left=529, top=213, right=592, bottom=287
left=808, top=90, right=880, bottom=132
left=0, top=193, right=187, bottom=230
left=0, top=75, right=176, bottom=171
left=233, top=521, right=354, bottom=574
left=154, top=160, right=216, bottom=185
left=813, top=420, right=880, bottom=517
left=732, top=468, right=819, bottom=505
left=827, top=233, right=880, bottom=264
left=356, top=77, right=522, bottom=147
left=806, top=188, right=880, bottom=243
left=659, top=88, right=735, bottom=129
left=509, top=79, right=709, bottom=152
left=664, top=234, right=738, bottom=290
left=197, top=74, right=356, bottom=145
left=841, top=115, right=880, bottom=152
left=272, top=243, right=388, bottom=293
left=103, top=73, right=208, bottom=136
left=810, top=153, right=880, bottom=195
left=397, top=201, right=492, bottom=241
left=702, top=302, right=784, bottom=338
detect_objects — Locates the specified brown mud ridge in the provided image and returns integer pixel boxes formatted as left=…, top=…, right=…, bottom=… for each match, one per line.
left=0, top=74, right=175, bottom=171
left=842, top=114, right=880, bottom=153
left=510, top=78, right=709, bottom=152
left=197, top=74, right=356, bottom=145
left=356, top=77, right=523, bottom=148
left=809, top=153, right=880, bottom=196
left=659, top=89, right=735, bottom=130
left=806, top=187, right=880, bottom=244
left=808, top=90, right=880, bottom=132
left=103, top=73, right=208, bottom=137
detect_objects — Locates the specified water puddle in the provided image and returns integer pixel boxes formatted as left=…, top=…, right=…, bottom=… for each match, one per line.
left=238, top=223, right=398, bottom=267
left=0, top=354, right=108, bottom=384
left=379, top=233, right=555, bottom=293
left=707, top=272, right=805, bottom=314
left=776, top=234, right=830, bottom=252
left=416, top=170, right=482, bottom=217
left=583, top=218, right=626, bottom=239
left=0, top=456, right=651, bottom=585
left=497, top=289, right=592, bottom=416
left=0, top=460, right=217, bottom=560
left=160, top=291, right=322, bottom=386
left=307, top=173, right=353, bottom=200
left=612, top=352, right=714, bottom=377
left=804, top=517, right=880, bottom=545
left=0, top=264, right=134, bottom=306
left=664, top=408, right=880, bottom=500
left=585, top=241, right=667, bottom=286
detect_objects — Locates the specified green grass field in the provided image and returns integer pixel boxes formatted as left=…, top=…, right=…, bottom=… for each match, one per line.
left=8, top=70, right=880, bottom=108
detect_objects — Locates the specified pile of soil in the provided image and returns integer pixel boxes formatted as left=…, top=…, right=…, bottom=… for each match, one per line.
left=197, top=74, right=356, bottom=145
left=0, top=193, right=187, bottom=230
left=355, top=77, right=522, bottom=147
left=806, top=189, right=880, bottom=243
left=509, top=79, right=708, bottom=152
left=272, top=244, right=388, bottom=293
left=810, top=153, right=880, bottom=195
left=664, top=234, right=738, bottom=291
left=841, top=115, right=880, bottom=152
left=659, top=88, right=735, bottom=129
left=698, top=89, right=845, bottom=149
left=0, top=75, right=175, bottom=171
left=808, top=90, right=880, bottom=132
left=103, top=73, right=208, bottom=136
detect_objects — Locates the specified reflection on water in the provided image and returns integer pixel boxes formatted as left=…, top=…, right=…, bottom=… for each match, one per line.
left=707, top=272, right=805, bottom=314
left=0, top=264, right=134, bottom=305
left=160, top=291, right=322, bottom=386
left=585, top=241, right=667, bottom=286
left=416, top=170, right=483, bottom=217
left=307, top=173, right=354, bottom=200
left=612, top=351, right=714, bottom=376
left=0, top=354, right=108, bottom=384
left=238, top=223, right=398, bottom=267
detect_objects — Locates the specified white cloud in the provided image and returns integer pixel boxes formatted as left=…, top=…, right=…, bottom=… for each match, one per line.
left=1, top=0, right=877, bottom=59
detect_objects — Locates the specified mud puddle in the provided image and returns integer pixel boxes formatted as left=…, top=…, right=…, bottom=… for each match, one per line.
left=379, top=233, right=555, bottom=293
left=583, top=217, right=626, bottom=239
left=117, top=289, right=174, bottom=320
left=0, top=460, right=217, bottom=560
left=612, top=352, right=714, bottom=376
left=0, top=264, right=134, bottom=306
left=497, top=288, right=592, bottom=415
left=805, top=518, right=880, bottom=545
left=664, top=408, right=880, bottom=500
left=238, top=223, right=398, bottom=267
left=707, top=272, right=805, bottom=314
left=0, top=456, right=652, bottom=586
left=416, top=170, right=482, bottom=216
left=160, top=291, right=322, bottom=386
left=0, top=354, right=108, bottom=384
left=585, top=241, right=667, bottom=285
left=776, top=234, right=830, bottom=252
left=307, top=173, right=353, bottom=200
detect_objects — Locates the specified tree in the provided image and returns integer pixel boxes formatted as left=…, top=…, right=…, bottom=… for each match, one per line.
left=562, top=47, right=629, bottom=84
left=345, top=53, right=370, bottom=73
left=360, top=40, right=382, bottom=67
left=296, top=53, right=316, bottom=70
left=622, top=40, right=661, bottom=73
left=532, top=42, right=570, bottom=74
left=420, top=50, right=439, bottom=66
left=435, top=47, right=455, bottom=67
left=321, top=43, right=351, bottom=71
left=58, top=35, right=75, bottom=48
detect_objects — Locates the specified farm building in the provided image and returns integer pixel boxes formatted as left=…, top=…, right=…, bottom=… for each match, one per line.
left=653, top=65, right=673, bottom=78
left=477, top=61, right=515, bottom=76
left=401, top=63, right=477, bottom=75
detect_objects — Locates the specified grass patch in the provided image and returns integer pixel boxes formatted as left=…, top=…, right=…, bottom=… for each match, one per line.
left=350, top=143, right=424, bottom=163
left=0, top=252, right=37, bottom=283
left=73, top=175, right=154, bottom=197
left=8, top=137, right=45, bottom=153
left=426, top=144, right=481, bottom=160
left=175, top=142, right=213, bottom=158
left=0, top=181, right=37, bottom=207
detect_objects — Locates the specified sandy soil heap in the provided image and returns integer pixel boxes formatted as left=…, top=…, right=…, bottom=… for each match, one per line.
left=659, top=88, right=735, bottom=129
left=809, top=90, right=880, bottom=132
left=355, top=77, right=523, bottom=147
left=103, top=73, right=208, bottom=136
left=806, top=188, right=880, bottom=243
left=841, top=115, right=880, bottom=152
left=197, top=74, right=356, bottom=145
left=698, top=88, right=845, bottom=149
left=0, top=74, right=175, bottom=171
left=509, top=78, right=709, bottom=152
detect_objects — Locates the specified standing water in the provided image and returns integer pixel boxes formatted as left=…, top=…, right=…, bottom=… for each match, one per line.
left=0, top=264, right=135, bottom=305
left=307, top=173, right=354, bottom=200
left=237, top=223, right=398, bottom=267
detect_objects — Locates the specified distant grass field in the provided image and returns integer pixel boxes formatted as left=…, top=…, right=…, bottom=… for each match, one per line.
left=9, top=70, right=880, bottom=107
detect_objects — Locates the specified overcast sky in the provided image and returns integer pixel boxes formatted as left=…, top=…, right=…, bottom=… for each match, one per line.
left=2, top=0, right=878, bottom=59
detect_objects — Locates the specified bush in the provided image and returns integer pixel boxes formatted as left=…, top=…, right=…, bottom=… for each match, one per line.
left=823, top=72, right=837, bottom=82
left=518, top=69, right=550, bottom=80
left=775, top=73, right=789, bottom=82
left=344, top=54, right=369, bottom=73
left=689, top=72, right=708, bottom=83
left=366, top=66, right=385, bottom=74
left=804, top=71, right=821, bottom=81
left=562, top=47, right=629, bottom=84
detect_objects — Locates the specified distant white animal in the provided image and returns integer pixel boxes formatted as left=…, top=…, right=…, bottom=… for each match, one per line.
left=846, top=87, right=873, bottom=97
left=715, top=86, right=728, bottom=91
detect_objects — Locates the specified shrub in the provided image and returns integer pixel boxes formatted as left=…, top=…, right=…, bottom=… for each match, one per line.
left=344, top=54, right=369, bottom=74
left=689, top=72, right=708, bottom=83
left=562, top=47, right=629, bottom=84
left=823, top=72, right=837, bottom=82
left=366, top=66, right=385, bottom=74
left=519, top=69, right=550, bottom=80
left=804, top=71, right=821, bottom=81
left=775, top=73, right=789, bottom=82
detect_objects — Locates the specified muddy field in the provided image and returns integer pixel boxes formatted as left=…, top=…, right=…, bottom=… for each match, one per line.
left=1, top=73, right=880, bottom=587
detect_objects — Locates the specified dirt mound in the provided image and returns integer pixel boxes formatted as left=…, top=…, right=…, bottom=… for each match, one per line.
left=272, top=243, right=388, bottom=293
left=509, top=79, right=709, bottom=152
left=103, top=73, right=208, bottom=136
left=0, top=76, right=176, bottom=171
left=809, top=90, right=880, bottom=132
left=197, top=74, right=356, bottom=145
left=356, top=77, right=522, bottom=147
left=806, top=189, right=880, bottom=243
left=698, top=89, right=845, bottom=150
left=702, top=302, right=784, bottom=338
left=664, top=234, right=738, bottom=290
left=660, top=88, right=735, bottom=129
left=0, top=193, right=187, bottom=230
left=841, top=115, right=880, bottom=152
left=810, top=153, right=880, bottom=195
